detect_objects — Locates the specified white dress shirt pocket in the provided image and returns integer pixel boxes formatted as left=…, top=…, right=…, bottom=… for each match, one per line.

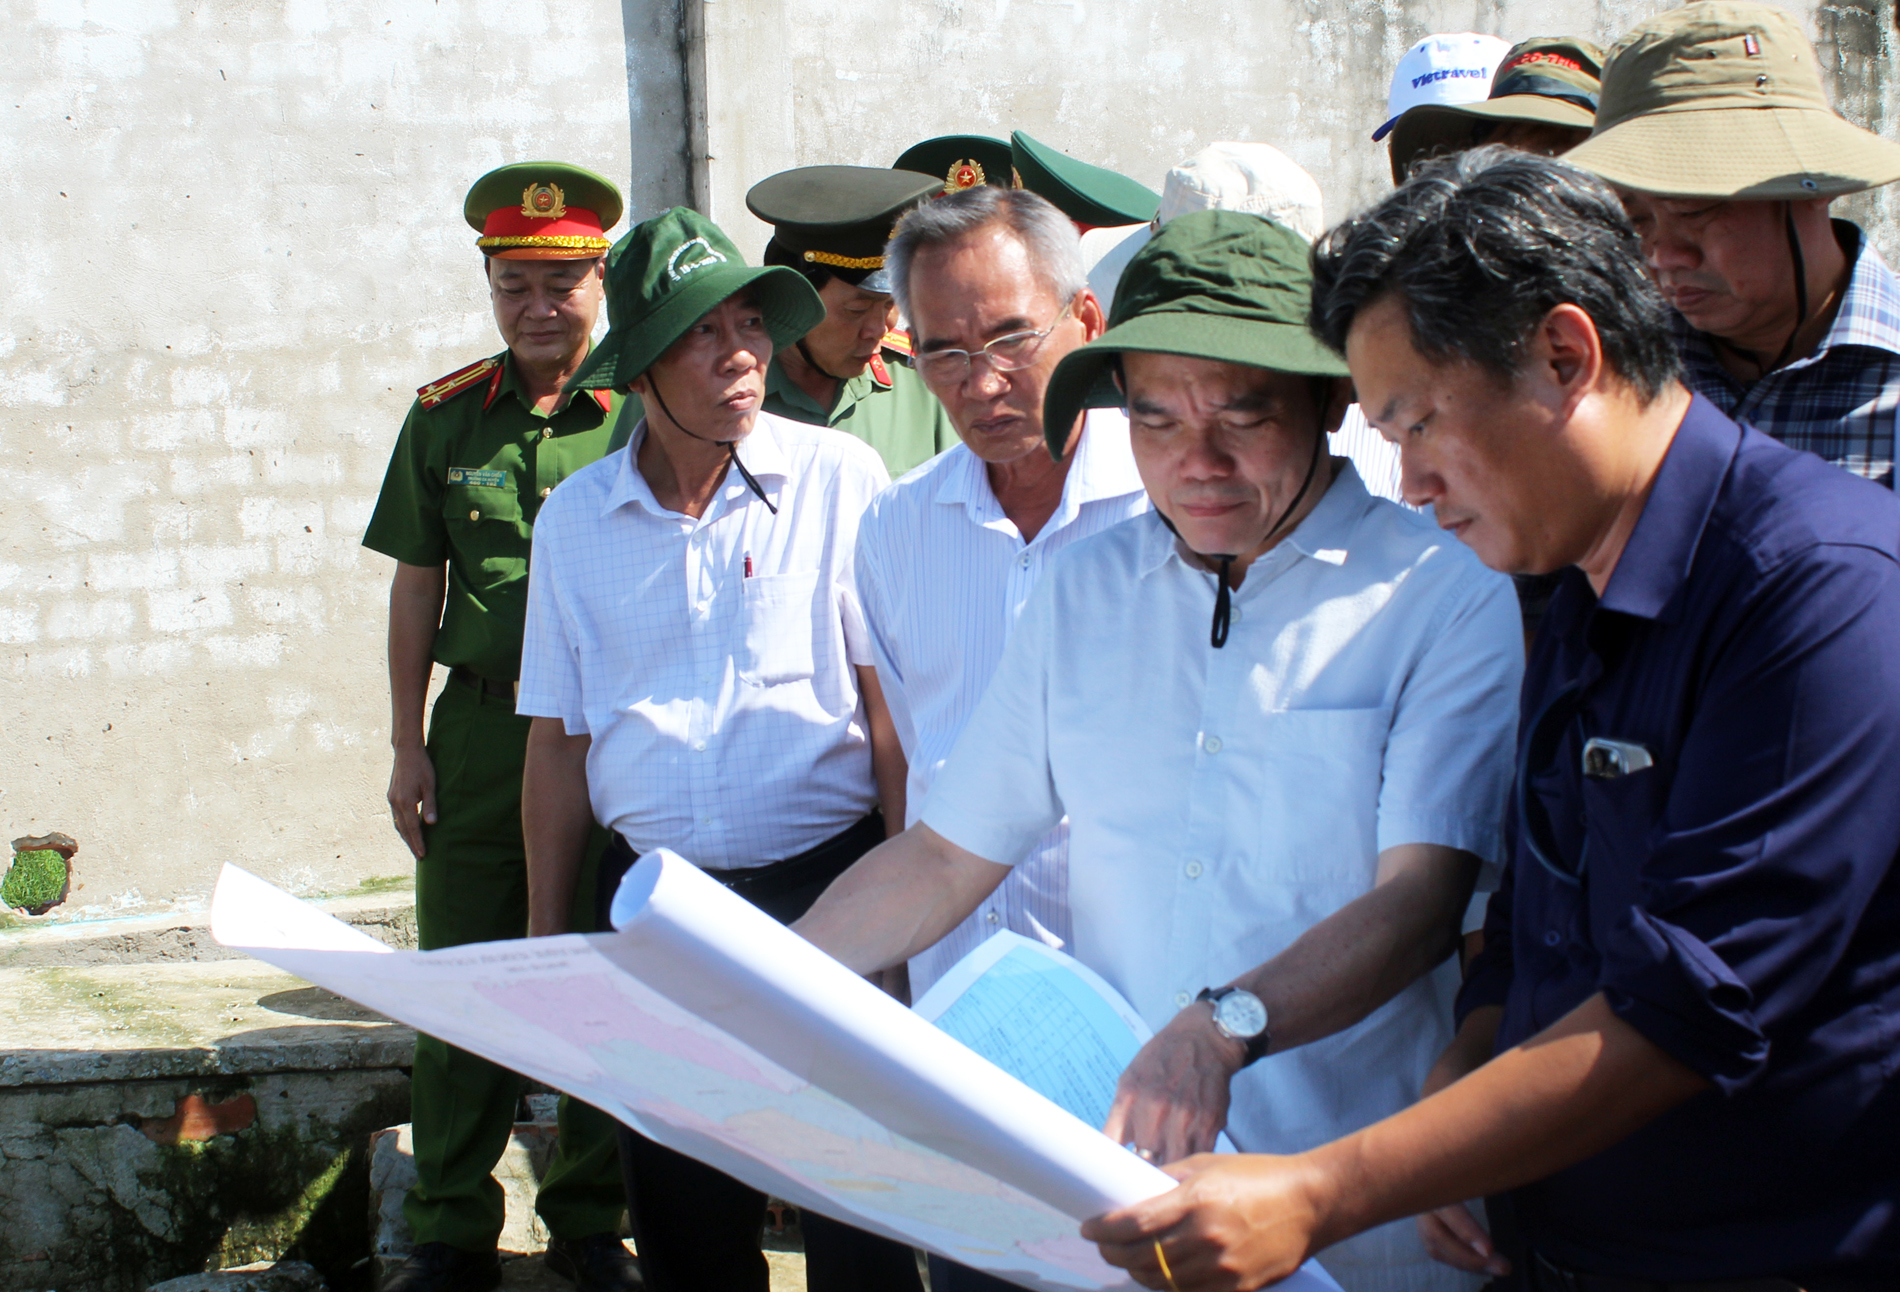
left=740, top=570, right=820, bottom=686
left=1251, top=706, right=1390, bottom=892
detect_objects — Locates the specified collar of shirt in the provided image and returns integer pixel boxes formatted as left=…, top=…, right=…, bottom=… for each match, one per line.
left=765, top=353, right=877, bottom=424
left=600, top=414, right=791, bottom=520
left=932, top=409, right=1146, bottom=539
left=494, top=345, right=609, bottom=419
left=1133, top=457, right=1368, bottom=581
left=1594, top=394, right=1737, bottom=625
left=1676, top=221, right=1900, bottom=385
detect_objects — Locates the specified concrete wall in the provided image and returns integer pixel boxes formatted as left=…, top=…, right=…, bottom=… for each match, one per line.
left=697, top=0, right=1896, bottom=262
left=5, top=0, right=1895, bottom=915
left=2, top=0, right=689, bottom=915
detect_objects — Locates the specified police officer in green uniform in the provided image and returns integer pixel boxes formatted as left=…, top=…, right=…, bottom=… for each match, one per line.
left=363, top=163, right=640, bottom=1292
left=744, top=164, right=957, bottom=475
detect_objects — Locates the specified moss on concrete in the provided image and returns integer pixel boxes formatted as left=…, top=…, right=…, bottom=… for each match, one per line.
left=3, top=848, right=68, bottom=911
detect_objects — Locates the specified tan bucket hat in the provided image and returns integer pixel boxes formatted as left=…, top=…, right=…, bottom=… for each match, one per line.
left=1565, top=0, right=1900, bottom=200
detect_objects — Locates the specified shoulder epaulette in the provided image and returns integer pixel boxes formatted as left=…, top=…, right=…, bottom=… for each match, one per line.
left=868, top=353, right=894, bottom=389
left=879, top=328, right=914, bottom=359
left=417, top=356, right=503, bottom=410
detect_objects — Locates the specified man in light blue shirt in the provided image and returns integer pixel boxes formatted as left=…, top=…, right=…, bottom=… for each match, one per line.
left=860, top=185, right=1148, bottom=1004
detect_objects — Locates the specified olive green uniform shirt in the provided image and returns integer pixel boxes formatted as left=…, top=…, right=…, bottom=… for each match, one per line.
left=762, top=353, right=956, bottom=477
left=363, top=350, right=628, bottom=682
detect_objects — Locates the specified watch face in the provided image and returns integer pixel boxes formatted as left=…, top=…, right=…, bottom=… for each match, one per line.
left=1215, top=990, right=1268, bottom=1040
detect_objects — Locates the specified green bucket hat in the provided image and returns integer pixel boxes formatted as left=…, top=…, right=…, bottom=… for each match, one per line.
left=1041, top=210, right=1348, bottom=458
left=567, top=207, right=825, bottom=393
left=1010, top=131, right=1161, bottom=228
left=1564, top=0, right=1900, bottom=200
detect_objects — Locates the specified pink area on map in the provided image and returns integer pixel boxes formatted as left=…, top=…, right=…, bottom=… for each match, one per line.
left=1017, top=1233, right=1122, bottom=1279
left=476, top=973, right=802, bottom=1092
left=724, top=1106, right=1023, bottom=1203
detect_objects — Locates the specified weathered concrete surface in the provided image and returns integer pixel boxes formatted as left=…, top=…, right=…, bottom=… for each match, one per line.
left=0, top=959, right=413, bottom=1291
left=368, top=1121, right=560, bottom=1261
left=1, top=0, right=690, bottom=919
left=0, top=884, right=416, bottom=969
left=0, top=963, right=412, bottom=1086
left=150, top=1259, right=329, bottom=1292
left=697, top=0, right=1896, bottom=266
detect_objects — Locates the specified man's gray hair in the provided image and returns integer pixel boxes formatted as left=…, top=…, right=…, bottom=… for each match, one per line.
left=886, top=186, right=1087, bottom=320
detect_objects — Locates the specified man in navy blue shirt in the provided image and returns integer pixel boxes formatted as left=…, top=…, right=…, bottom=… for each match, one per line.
left=1078, top=147, right=1900, bottom=1292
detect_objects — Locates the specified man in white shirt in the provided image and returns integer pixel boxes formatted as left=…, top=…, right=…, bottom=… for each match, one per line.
left=861, top=186, right=1149, bottom=1007
left=795, top=211, right=1522, bottom=1292
left=517, top=207, right=919, bottom=1292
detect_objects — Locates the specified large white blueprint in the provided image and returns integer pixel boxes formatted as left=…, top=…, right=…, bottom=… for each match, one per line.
left=212, top=853, right=1340, bottom=1292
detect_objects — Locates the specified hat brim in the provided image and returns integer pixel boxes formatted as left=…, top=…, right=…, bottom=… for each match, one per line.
left=1567, top=105, right=1900, bottom=200
left=1041, top=313, right=1349, bottom=458
left=567, top=264, right=824, bottom=392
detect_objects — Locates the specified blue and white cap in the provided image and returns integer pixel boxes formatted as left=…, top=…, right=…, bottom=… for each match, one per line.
left=1372, top=32, right=1512, bottom=141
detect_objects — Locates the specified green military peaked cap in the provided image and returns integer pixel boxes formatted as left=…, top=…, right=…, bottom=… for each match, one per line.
left=566, top=207, right=825, bottom=393
left=893, top=135, right=1013, bottom=197
left=1041, top=210, right=1348, bottom=458
left=746, top=165, right=941, bottom=292
left=1010, top=131, right=1161, bottom=228
left=463, top=162, right=624, bottom=259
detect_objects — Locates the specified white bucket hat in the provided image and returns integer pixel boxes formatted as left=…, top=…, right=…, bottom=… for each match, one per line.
left=1081, top=143, right=1327, bottom=314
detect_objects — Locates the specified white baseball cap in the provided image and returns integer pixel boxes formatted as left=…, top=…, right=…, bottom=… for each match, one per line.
left=1373, top=32, right=1512, bottom=141
left=1081, top=142, right=1327, bottom=313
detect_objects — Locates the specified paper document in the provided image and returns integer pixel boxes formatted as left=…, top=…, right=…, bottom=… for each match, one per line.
left=212, top=855, right=1338, bottom=1292
left=916, top=932, right=1149, bottom=1130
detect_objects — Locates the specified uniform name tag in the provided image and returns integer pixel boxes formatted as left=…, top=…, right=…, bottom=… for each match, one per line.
left=447, top=467, right=509, bottom=488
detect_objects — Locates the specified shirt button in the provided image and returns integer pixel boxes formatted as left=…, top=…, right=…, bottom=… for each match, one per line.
left=468, top=509, right=480, bottom=520
left=1543, top=930, right=1561, bottom=948
left=1185, top=860, right=1204, bottom=879
left=541, top=427, right=553, bottom=439
left=1174, top=991, right=1192, bottom=1009
left=1018, top=553, right=1031, bottom=568
left=692, top=740, right=707, bottom=752
left=986, top=911, right=998, bottom=925
left=540, top=486, right=552, bottom=498
left=1203, top=735, right=1223, bottom=754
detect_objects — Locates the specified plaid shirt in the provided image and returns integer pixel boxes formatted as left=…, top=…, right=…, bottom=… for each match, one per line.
left=1674, top=221, right=1900, bottom=489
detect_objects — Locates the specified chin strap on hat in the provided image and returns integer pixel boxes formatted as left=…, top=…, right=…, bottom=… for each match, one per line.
left=1162, top=422, right=1326, bottom=650
left=1765, top=200, right=1812, bottom=377
left=796, top=338, right=849, bottom=383
left=647, top=376, right=778, bottom=514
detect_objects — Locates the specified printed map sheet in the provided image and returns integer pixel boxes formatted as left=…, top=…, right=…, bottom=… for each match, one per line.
left=212, top=853, right=1338, bottom=1292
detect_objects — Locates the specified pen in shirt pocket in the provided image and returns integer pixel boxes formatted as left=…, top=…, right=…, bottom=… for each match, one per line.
left=744, top=551, right=754, bottom=579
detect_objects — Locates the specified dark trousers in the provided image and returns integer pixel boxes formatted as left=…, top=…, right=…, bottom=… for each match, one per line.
left=597, top=814, right=924, bottom=1292
left=407, top=674, right=624, bottom=1249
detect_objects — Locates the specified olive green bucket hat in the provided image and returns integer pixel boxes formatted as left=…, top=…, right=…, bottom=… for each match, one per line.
left=1041, top=210, right=1347, bottom=459
left=1565, top=0, right=1900, bottom=200
left=567, top=207, right=825, bottom=392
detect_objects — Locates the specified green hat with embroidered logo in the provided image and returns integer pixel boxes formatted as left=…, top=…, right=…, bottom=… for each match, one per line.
left=566, top=207, right=825, bottom=393
left=893, top=135, right=1013, bottom=197
left=1010, top=131, right=1161, bottom=228
left=1564, top=0, right=1900, bottom=200
left=1040, top=209, right=1348, bottom=459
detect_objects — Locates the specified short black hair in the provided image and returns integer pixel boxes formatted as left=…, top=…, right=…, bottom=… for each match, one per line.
left=1309, top=147, right=1681, bottom=401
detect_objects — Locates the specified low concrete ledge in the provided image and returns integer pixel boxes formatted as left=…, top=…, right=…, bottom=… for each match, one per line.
left=0, top=964, right=415, bottom=1087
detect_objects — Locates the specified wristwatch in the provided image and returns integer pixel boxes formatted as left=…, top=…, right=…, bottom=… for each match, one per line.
left=1195, top=986, right=1271, bottom=1066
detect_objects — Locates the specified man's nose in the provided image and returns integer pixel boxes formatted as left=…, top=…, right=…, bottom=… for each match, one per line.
left=964, top=356, right=1010, bottom=400
left=1398, top=451, right=1440, bottom=509
left=1644, top=227, right=1699, bottom=274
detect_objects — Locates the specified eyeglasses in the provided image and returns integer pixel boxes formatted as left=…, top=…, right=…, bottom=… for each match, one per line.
left=915, top=298, right=1076, bottom=385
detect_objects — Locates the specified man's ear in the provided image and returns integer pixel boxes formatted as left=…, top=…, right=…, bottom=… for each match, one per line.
left=1537, top=303, right=1604, bottom=412
left=1075, top=288, right=1108, bottom=343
